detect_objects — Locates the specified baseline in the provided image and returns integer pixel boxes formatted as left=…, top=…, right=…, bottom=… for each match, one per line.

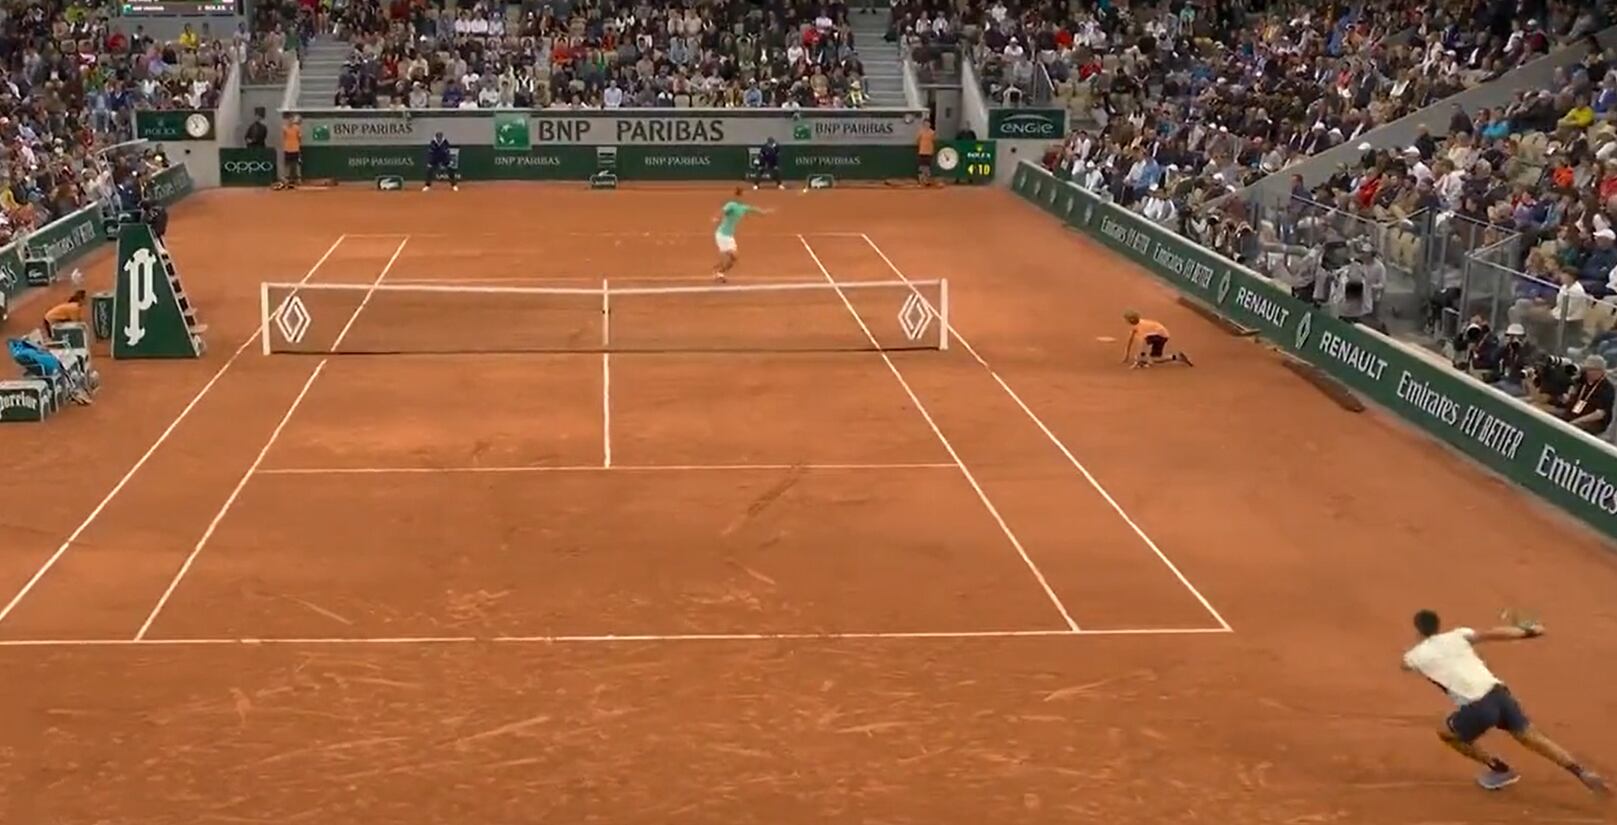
left=255, top=463, right=957, bottom=475
left=0, top=626, right=1231, bottom=648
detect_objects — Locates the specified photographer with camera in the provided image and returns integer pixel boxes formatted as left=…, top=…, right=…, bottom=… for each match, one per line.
left=1525, top=353, right=1577, bottom=409
left=1454, top=315, right=1500, bottom=376
left=1314, top=238, right=1381, bottom=325
left=1552, top=355, right=1616, bottom=436
left=1490, top=323, right=1536, bottom=396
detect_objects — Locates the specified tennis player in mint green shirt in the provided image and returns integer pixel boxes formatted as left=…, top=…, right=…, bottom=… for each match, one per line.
left=713, top=187, right=771, bottom=283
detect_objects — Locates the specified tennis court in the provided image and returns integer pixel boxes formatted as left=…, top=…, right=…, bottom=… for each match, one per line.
left=3, top=184, right=1617, bottom=824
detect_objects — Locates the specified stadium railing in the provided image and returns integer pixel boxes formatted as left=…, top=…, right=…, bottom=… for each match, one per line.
left=1009, top=158, right=1617, bottom=541
left=1029, top=59, right=1054, bottom=106
left=1456, top=246, right=1617, bottom=364
left=1245, top=194, right=1434, bottom=337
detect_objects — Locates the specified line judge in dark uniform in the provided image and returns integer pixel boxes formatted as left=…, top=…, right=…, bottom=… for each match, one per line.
left=424, top=131, right=459, bottom=191
left=753, top=137, right=782, bottom=189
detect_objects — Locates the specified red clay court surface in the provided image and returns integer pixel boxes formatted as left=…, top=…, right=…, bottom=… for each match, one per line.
left=3, top=184, right=1617, bottom=824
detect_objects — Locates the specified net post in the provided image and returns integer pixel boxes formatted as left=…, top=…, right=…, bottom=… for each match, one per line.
left=938, top=278, right=950, bottom=351
left=259, top=281, right=272, bottom=355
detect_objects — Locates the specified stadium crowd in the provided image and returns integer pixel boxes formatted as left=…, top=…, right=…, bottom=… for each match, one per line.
left=246, top=0, right=317, bottom=84
left=0, top=0, right=232, bottom=247
left=326, top=0, right=870, bottom=109
left=1034, top=0, right=1612, bottom=220
left=999, top=0, right=1617, bottom=433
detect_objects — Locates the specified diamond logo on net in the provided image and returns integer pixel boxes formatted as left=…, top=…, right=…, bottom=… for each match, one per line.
left=899, top=293, right=933, bottom=341
left=277, top=295, right=312, bottom=344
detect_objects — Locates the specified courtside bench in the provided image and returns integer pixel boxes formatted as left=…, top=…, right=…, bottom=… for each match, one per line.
left=1, top=322, right=97, bottom=423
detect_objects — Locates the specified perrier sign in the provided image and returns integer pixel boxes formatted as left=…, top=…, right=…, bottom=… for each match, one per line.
left=494, top=114, right=530, bottom=151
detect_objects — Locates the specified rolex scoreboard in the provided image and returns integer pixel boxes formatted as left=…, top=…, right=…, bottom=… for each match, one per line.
left=933, top=140, right=996, bottom=185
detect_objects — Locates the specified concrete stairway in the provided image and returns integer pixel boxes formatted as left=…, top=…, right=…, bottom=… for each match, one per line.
left=848, top=11, right=908, bottom=107
left=297, top=38, right=350, bottom=108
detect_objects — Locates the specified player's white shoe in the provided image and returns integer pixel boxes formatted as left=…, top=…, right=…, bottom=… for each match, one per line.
left=422, top=184, right=430, bottom=191
left=714, top=272, right=727, bottom=283
left=453, top=185, right=460, bottom=191
left=752, top=183, right=759, bottom=190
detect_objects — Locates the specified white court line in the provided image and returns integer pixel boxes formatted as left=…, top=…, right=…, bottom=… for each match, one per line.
left=860, top=234, right=1232, bottom=632
left=135, top=238, right=412, bottom=641
left=133, top=363, right=329, bottom=640
left=255, top=463, right=958, bottom=476
left=798, top=235, right=1081, bottom=633
left=387, top=275, right=815, bottom=285
left=602, top=277, right=611, bottom=468
left=340, top=231, right=872, bottom=240
left=386, top=275, right=834, bottom=284
left=0, top=235, right=350, bottom=629
left=0, top=626, right=1231, bottom=648
left=330, top=238, right=410, bottom=349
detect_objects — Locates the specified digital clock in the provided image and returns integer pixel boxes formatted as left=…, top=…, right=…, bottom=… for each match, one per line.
left=957, top=141, right=996, bottom=184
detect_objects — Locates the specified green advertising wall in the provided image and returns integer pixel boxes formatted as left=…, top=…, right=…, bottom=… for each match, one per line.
left=987, top=108, right=1067, bottom=140
left=219, top=147, right=279, bottom=186
left=288, top=108, right=924, bottom=182
left=300, top=143, right=919, bottom=182
left=0, top=205, right=99, bottom=318
left=134, top=110, right=217, bottom=141
left=1009, top=160, right=1617, bottom=541
left=0, top=163, right=195, bottom=319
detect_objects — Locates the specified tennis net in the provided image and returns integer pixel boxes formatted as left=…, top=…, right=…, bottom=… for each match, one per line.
left=259, top=278, right=950, bottom=355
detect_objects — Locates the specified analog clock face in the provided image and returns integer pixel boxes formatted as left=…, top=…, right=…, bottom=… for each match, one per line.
left=936, top=146, right=960, bottom=171
left=184, top=113, right=211, bottom=138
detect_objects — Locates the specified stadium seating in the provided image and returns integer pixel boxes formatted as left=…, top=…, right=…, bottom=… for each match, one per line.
left=0, top=0, right=230, bottom=247
left=1043, top=0, right=1616, bottom=223
left=1030, top=0, right=1617, bottom=436
left=322, top=0, right=870, bottom=109
left=246, top=0, right=315, bottom=84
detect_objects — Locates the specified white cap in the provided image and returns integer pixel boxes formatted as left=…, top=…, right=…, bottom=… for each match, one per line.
left=1506, top=323, right=1527, bottom=336
left=1403, top=146, right=1420, bottom=156
left=1597, top=228, right=1616, bottom=240
left=1357, top=141, right=1373, bottom=151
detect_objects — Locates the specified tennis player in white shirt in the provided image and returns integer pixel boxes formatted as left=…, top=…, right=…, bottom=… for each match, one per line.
left=1402, top=609, right=1607, bottom=793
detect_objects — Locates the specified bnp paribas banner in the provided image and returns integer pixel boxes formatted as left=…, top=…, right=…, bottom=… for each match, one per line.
left=1009, top=161, right=1617, bottom=540
left=294, top=108, right=925, bottom=147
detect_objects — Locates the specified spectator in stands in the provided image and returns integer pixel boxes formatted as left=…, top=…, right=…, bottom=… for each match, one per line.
left=1580, top=228, right=1617, bottom=295
left=328, top=0, right=866, bottom=110
left=1140, top=185, right=1176, bottom=228
left=1553, top=355, right=1617, bottom=434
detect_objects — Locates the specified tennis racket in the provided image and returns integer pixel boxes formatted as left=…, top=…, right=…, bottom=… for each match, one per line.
left=1500, top=608, right=1543, bottom=634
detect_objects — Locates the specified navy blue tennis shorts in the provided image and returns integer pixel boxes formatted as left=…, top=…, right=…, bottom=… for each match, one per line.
left=1447, top=684, right=1530, bottom=743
